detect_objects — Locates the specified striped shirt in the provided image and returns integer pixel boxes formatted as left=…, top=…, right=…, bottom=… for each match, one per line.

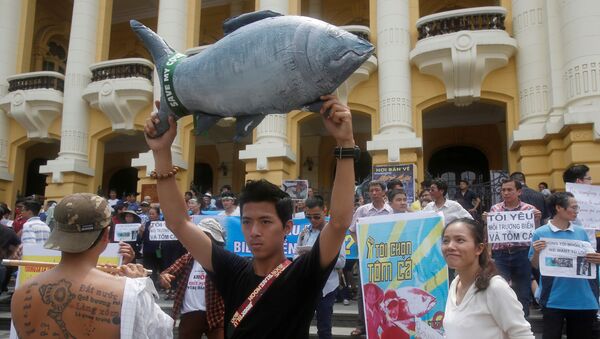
left=21, top=217, right=50, bottom=244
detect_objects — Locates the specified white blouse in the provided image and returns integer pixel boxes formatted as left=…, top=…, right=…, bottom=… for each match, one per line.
left=444, top=275, right=534, bottom=339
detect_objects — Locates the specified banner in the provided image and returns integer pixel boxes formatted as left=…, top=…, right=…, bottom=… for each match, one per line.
left=539, top=238, right=597, bottom=279
left=113, top=223, right=141, bottom=242
left=357, top=212, right=447, bottom=339
left=147, top=216, right=358, bottom=258
left=281, top=179, right=309, bottom=200
left=10, top=243, right=120, bottom=339
left=486, top=211, right=535, bottom=244
left=372, top=164, right=415, bottom=203
left=565, top=183, right=600, bottom=248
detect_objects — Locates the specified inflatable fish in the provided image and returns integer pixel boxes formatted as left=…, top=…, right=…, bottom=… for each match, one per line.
left=131, top=10, right=374, bottom=140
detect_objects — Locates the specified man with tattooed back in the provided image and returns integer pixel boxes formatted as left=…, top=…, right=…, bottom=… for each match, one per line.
left=11, top=193, right=173, bottom=339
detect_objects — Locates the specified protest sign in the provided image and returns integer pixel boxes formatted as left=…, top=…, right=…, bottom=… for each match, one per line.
left=113, top=223, right=141, bottom=242
left=372, top=164, right=416, bottom=203
left=486, top=210, right=535, bottom=244
left=148, top=221, right=177, bottom=241
left=10, top=243, right=120, bottom=339
left=282, top=179, right=309, bottom=200
left=566, top=183, right=600, bottom=248
left=539, top=238, right=597, bottom=279
left=356, top=212, right=447, bottom=339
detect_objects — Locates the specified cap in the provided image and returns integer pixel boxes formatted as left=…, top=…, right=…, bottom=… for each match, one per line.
left=140, top=201, right=150, bottom=207
left=44, top=193, right=111, bottom=253
left=197, top=218, right=225, bottom=243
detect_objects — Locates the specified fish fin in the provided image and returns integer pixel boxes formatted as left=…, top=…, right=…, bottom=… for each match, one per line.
left=223, top=10, right=283, bottom=36
left=233, top=114, right=267, bottom=142
left=130, top=20, right=176, bottom=69
left=193, top=114, right=222, bottom=135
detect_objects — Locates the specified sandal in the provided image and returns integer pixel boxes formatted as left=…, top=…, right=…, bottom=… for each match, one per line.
left=350, top=328, right=365, bottom=337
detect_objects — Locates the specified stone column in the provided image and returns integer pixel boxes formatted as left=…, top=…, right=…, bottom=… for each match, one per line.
left=558, top=0, right=600, bottom=139
left=511, top=0, right=551, bottom=141
left=0, top=0, right=21, bottom=183
left=239, top=0, right=296, bottom=182
left=40, top=0, right=100, bottom=183
left=132, top=0, right=189, bottom=176
left=367, top=0, right=421, bottom=163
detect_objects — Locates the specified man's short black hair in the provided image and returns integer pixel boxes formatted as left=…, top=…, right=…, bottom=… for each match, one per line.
left=305, top=197, right=324, bottom=209
left=458, top=179, right=469, bottom=186
left=239, top=180, right=293, bottom=225
left=501, top=178, right=522, bottom=190
left=387, top=189, right=406, bottom=202
left=386, top=179, right=403, bottom=190
left=562, top=164, right=590, bottom=183
left=22, top=199, right=41, bottom=216
left=539, top=182, right=548, bottom=189
left=509, top=171, right=526, bottom=184
left=369, top=180, right=386, bottom=191
left=547, top=191, right=574, bottom=217
left=431, top=179, right=448, bottom=195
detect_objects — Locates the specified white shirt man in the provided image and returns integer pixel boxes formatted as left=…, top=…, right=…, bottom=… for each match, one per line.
left=423, top=180, right=472, bottom=226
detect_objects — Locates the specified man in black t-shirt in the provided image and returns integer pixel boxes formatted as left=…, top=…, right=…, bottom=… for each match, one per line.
left=144, top=95, right=356, bottom=338
left=454, top=179, right=480, bottom=216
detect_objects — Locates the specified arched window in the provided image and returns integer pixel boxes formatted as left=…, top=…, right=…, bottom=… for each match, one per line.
left=42, top=41, right=67, bottom=74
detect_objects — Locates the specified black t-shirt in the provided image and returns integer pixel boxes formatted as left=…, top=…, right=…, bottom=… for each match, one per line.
left=454, top=189, right=479, bottom=210
left=207, top=236, right=336, bottom=338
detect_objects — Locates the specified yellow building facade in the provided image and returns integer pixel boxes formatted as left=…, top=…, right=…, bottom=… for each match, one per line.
left=0, top=0, right=599, bottom=207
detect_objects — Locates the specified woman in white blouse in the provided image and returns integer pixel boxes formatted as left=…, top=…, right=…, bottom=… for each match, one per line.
left=441, top=218, right=533, bottom=339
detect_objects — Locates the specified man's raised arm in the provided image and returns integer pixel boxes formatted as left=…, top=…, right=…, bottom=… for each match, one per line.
left=145, top=102, right=214, bottom=271
left=318, top=95, right=355, bottom=269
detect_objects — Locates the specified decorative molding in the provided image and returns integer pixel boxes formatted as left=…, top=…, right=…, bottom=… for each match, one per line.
left=410, top=29, right=517, bottom=106
left=0, top=88, right=63, bottom=141
left=512, top=7, right=544, bottom=35
left=519, top=84, right=549, bottom=124
left=565, top=61, right=600, bottom=104
left=82, top=59, right=154, bottom=132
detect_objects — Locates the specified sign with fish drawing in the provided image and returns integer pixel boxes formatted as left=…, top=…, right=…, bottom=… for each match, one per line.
left=356, top=212, right=447, bottom=339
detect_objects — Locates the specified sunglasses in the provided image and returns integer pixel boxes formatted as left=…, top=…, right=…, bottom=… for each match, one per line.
left=306, top=214, right=322, bottom=220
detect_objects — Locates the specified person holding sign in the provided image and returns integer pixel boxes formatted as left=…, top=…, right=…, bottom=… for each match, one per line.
left=144, top=95, right=356, bottom=338
left=487, top=178, right=541, bottom=318
left=442, top=218, right=533, bottom=339
left=529, top=192, right=600, bottom=339
left=11, top=193, right=174, bottom=338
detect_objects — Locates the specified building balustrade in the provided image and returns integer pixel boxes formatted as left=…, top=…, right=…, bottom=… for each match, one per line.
left=7, top=71, right=64, bottom=92
left=340, top=25, right=370, bottom=42
left=417, top=7, right=507, bottom=40
left=90, top=58, right=153, bottom=82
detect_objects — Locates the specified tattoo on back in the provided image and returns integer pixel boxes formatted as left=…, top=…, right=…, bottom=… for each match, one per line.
left=39, top=279, right=77, bottom=339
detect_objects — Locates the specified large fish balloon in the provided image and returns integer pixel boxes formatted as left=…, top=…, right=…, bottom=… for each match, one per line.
left=130, top=10, right=374, bottom=140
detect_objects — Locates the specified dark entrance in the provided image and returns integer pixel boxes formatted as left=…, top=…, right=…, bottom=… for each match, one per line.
left=193, top=163, right=214, bottom=194
left=428, top=146, right=492, bottom=210
left=108, top=168, right=138, bottom=197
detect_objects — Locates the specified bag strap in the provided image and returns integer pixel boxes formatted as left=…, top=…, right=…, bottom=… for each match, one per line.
left=230, top=259, right=292, bottom=328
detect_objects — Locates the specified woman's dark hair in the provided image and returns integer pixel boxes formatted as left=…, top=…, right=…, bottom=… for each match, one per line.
left=239, top=179, right=293, bottom=225
left=386, top=189, right=406, bottom=202
left=547, top=191, right=574, bottom=218
left=148, top=206, right=161, bottom=217
left=443, top=218, right=498, bottom=291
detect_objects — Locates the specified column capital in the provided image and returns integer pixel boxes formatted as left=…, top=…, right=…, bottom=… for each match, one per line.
left=367, top=132, right=422, bottom=163
left=131, top=149, right=188, bottom=177
left=239, top=143, right=296, bottom=171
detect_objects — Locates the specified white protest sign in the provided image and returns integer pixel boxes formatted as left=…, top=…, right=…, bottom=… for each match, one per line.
left=565, top=183, right=600, bottom=248
left=486, top=210, right=535, bottom=244
left=148, top=221, right=177, bottom=241
left=113, top=223, right=141, bottom=241
left=539, top=237, right=596, bottom=279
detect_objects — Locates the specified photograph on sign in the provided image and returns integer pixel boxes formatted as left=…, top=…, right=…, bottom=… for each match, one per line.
left=114, top=223, right=141, bottom=242
left=281, top=179, right=309, bottom=200
left=539, top=238, right=596, bottom=279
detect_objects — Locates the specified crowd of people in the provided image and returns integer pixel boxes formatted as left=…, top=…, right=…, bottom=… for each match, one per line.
left=0, top=93, right=598, bottom=339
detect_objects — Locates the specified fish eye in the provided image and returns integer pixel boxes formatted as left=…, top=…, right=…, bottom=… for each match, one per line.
left=326, top=25, right=343, bottom=38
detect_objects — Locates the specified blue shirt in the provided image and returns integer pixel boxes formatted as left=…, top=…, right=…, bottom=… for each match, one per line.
left=528, top=222, right=599, bottom=310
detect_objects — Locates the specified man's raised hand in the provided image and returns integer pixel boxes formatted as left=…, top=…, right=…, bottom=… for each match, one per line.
left=320, top=95, right=355, bottom=147
left=144, top=100, right=178, bottom=152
